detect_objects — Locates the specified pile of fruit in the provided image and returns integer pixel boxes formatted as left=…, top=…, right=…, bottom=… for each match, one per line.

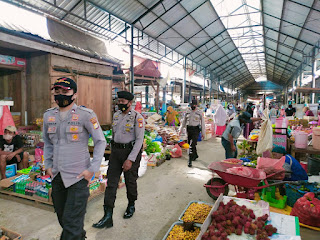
left=182, top=203, right=212, bottom=223
left=201, top=200, right=277, bottom=240
left=166, top=225, right=200, bottom=240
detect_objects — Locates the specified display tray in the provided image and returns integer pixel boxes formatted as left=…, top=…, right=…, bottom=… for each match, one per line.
left=162, top=221, right=202, bottom=240
left=178, top=200, right=214, bottom=224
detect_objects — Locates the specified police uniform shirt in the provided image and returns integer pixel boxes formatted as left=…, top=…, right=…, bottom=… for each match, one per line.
left=43, top=104, right=106, bottom=188
left=112, top=109, right=145, bottom=162
left=181, top=108, right=206, bottom=132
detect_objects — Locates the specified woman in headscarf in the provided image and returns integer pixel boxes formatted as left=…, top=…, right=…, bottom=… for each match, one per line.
left=165, top=106, right=179, bottom=126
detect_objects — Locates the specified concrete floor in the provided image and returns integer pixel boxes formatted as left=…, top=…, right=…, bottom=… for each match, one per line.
left=0, top=137, right=318, bottom=240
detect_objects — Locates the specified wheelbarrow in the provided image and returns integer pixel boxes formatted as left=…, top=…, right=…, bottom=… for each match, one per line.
left=204, top=161, right=288, bottom=200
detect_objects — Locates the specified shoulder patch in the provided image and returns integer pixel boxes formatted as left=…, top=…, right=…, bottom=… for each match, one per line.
left=78, top=106, right=93, bottom=113
left=45, top=107, right=57, bottom=112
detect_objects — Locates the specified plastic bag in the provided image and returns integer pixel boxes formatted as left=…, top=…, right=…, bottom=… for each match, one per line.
left=256, top=109, right=273, bottom=155
left=138, top=151, right=148, bottom=177
left=170, top=144, right=182, bottom=158
left=134, top=101, right=142, bottom=113
left=291, top=192, right=320, bottom=227
left=0, top=105, right=15, bottom=135
left=213, top=105, right=228, bottom=126
left=257, top=156, right=285, bottom=180
left=226, top=166, right=253, bottom=178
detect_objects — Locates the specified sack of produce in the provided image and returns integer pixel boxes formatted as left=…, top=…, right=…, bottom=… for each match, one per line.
left=290, top=192, right=320, bottom=227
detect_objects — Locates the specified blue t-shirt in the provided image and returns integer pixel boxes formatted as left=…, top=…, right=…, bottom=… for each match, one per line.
left=284, top=155, right=308, bottom=181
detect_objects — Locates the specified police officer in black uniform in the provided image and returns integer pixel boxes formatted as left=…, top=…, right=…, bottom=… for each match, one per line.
left=93, top=91, right=145, bottom=229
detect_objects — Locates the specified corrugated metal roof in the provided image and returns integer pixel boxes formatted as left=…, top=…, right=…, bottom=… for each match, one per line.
left=1, top=0, right=320, bottom=90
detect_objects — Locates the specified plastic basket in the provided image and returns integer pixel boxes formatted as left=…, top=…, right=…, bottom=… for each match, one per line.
left=178, top=201, right=213, bottom=224
left=162, top=221, right=201, bottom=240
left=285, top=181, right=320, bottom=207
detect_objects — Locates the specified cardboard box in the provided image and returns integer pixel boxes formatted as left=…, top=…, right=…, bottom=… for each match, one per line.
left=0, top=227, right=22, bottom=240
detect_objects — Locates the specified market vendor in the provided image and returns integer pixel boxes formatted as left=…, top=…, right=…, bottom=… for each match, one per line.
left=272, top=146, right=308, bottom=181
left=93, top=90, right=145, bottom=229
left=180, top=99, right=205, bottom=167
left=43, top=77, right=106, bottom=239
left=165, top=106, right=178, bottom=126
left=0, top=125, right=29, bottom=179
left=221, top=112, right=260, bottom=159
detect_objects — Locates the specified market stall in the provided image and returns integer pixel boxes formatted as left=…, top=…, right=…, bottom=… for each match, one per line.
left=163, top=194, right=303, bottom=240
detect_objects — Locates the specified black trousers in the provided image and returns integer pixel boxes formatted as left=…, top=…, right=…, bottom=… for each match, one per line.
left=52, top=173, right=89, bottom=240
left=187, top=126, right=200, bottom=160
left=104, top=148, right=142, bottom=208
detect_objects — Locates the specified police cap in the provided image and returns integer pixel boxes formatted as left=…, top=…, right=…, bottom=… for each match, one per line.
left=117, top=91, right=134, bottom=101
left=51, top=77, right=77, bottom=93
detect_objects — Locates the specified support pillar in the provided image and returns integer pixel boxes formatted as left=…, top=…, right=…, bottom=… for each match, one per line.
left=203, top=68, right=206, bottom=104
left=183, top=57, right=187, bottom=103
left=312, top=48, right=317, bottom=104
left=163, top=86, right=166, bottom=103
left=130, top=26, right=134, bottom=93
left=145, top=86, right=149, bottom=108
left=217, top=77, right=220, bottom=100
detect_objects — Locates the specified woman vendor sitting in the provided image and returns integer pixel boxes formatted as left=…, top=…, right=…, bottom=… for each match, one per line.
left=272, top=146, right=308, bottom=181
left=165, top=106, right=179, bottom=126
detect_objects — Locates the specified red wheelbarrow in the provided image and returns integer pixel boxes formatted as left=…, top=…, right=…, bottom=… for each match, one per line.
left=204, top=162, right=285, bottom=200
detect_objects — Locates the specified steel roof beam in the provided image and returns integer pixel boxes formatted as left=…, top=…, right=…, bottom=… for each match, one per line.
left=154, top=0, right=210, bottom=39
left=264, top=45, right=301, bottom=63
left=60, top=0, right=82, bottom=21
left=264, top=25, right=315, bottom=47
left=113, top=0, right=164, bottom=38
left=279, top=0, right=315, bottom=83
left=251, top=5, right=320, bottom=36
left=288, top=0, right=320, bottom=13
left=265, top=53, right=298, bottom=68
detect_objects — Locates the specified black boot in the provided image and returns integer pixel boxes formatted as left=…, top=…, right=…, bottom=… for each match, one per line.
left=188, top=155, right=192, bottom=167
left=92, top=206, right=113, bottom=228
left=123, top=202, right=135, bottom=219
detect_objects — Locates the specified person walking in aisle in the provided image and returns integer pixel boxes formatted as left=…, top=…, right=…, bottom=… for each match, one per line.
left=43, top=77, right=106, bottom=240
left=93, top=91, right=145, bottom=229
left=180, top=99, right=205, bottom=167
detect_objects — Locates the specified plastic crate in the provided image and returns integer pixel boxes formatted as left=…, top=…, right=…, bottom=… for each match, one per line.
left=285, top=181, right=320, bottom=207
left=162, top=221, right=201, bottom=240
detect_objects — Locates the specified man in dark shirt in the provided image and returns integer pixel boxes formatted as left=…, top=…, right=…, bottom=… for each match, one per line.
left=0, top=126, right=29, bottom=179
left=285, top=104, right=296, bottom=117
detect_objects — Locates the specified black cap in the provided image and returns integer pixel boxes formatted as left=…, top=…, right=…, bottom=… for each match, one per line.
left=117, top=91, right=134, bottom=101
left=191, top=99, right=198, bottom=105
left=52, top=77, right=77, bottom=93
left=239, top=112, right=252, bottom=123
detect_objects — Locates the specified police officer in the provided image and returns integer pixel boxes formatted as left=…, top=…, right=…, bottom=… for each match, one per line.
left=43, top=77, right=106, bottom=240
left=93, top=91, right=145, bottom=229
left=180, top=99, right=205, bottom=167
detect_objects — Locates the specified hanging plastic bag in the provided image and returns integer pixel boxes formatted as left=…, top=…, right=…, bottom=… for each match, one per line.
left=0, top=105, right=16, bottom=135
left=256, top=109, right=273, bottom=155
left=213, top=105, right=228, bottom=126
left=134, top=101, right=142, bottom=113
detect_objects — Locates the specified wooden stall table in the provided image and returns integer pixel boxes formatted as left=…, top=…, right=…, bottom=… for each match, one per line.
left=290, top=144, right=320, bottom=160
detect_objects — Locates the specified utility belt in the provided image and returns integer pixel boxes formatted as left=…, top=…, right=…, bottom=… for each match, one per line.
left=187, top=125, right=200, bottom=130
left=111, top=140, right=135, bottom=149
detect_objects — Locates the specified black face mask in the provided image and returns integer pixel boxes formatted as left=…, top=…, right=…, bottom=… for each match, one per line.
left=54, top=94, right=74, bottom=108
left=191, top=105, right=196, bottom=110
left=118, top=103, right=129, bottom=112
